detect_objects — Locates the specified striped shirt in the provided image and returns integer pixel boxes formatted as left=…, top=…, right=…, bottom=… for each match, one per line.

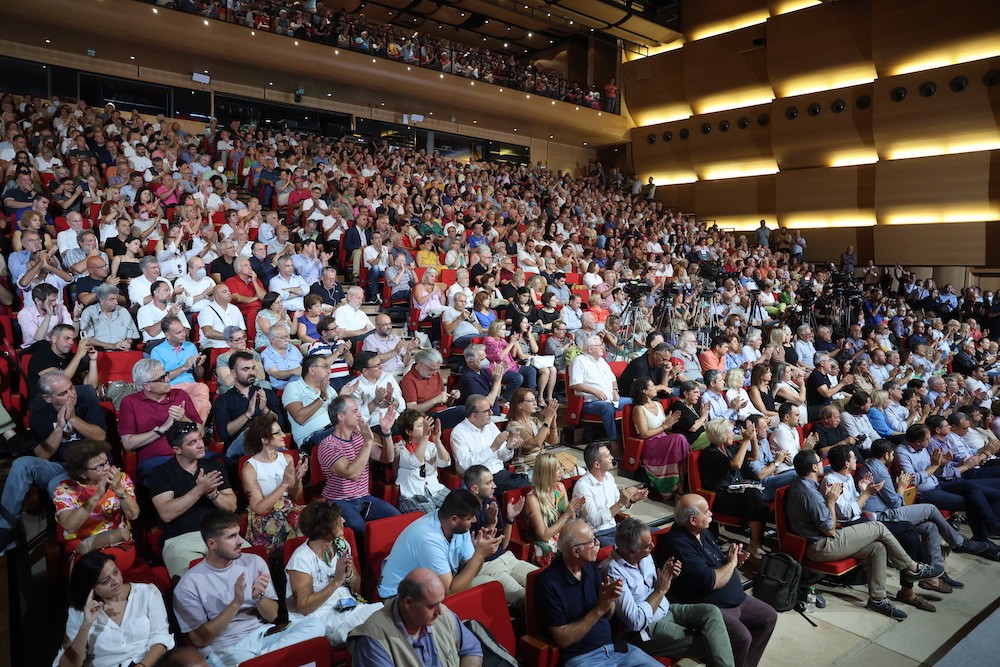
left=317, top=431, right=369, bottom=501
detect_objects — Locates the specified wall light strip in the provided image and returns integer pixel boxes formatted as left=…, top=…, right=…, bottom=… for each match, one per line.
left=689, top=10, right=770, bottom=41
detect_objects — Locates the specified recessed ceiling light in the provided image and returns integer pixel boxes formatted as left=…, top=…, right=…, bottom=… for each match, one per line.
left=470, top=81, right=475, bottom=85
left=482, top=37, right=487, bottom=41
left=429, top=112, right=433, bottom=115
left=513, top=128, right=517, bottom=131
left=528, top=32, right=532, bottom=37
left=499, top=88, right=503, bottom=92
left=575, top=107, right=579, bottom=110
left=204, top=70, right=209, bottom=74
left=44, top=38, right=51, bottom=44
left=440, top=74, right=444, bottom=79
left=335, top=50, right=339, bottom=54
left=204, top=20, right=209, bottom=26
left=598, top=112, right=602, bottom=116
left=326, top=93, right=332, bottom=97
left=583, top=142, right=587, bottom=145
left=526, top=94, right=530, bottom=99
left=372, top=58, right=376, bottom=63
left=268, top=82, right=273, bottom=85
left=294, top=41, right=299, bottom=45
left=473, top=120, right=477, bottom=123
left=251, top=31, right=255, bottom=35
left=129, top=55, right=135, bottom=60
left=484, top=19, right=489, bottom=24
left=504, top=43, right=508, bottom=47
left=551, top=101, right=555, bottom=105
left=152, top=8, right=157, bottom=13
left=381, top=102, right=385, bottom=106
left=407, top=66, right=411, bottom=71
left=569, top=20, right=574, bottom=25
left=550, top=135, right=554, bottom=139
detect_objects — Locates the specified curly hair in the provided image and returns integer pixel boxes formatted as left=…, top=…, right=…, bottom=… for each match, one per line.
left=298, top=500, right=342, bottom=541
left=245, top=413, right=279, bottom=456
left=63, top=440, right=112, bottom=480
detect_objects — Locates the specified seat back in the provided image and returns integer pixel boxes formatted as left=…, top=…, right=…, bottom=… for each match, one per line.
left=445, top=580, right=517, bottom=655
left=97, top=351, right=145, bottom=384
left=236, top=637, right=332, bottom=667
left=686, top=449, right=706, bottom=500
left=365, top=512, right=423, bottom=599
left=282, top=527, right=360, bottom=573
left=774, top=486, right=806, bottom=561
left=621, top=403, right=642, bottom=472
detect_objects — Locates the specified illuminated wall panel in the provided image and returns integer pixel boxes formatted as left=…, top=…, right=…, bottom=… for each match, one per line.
left=683, top=26, right=774, bottom=115
left=693, top=175, right=776, bottom=230
left=776, top=166, right=877, bottom=228
left=622, top=49, right=692, bottom=127
left=767, top=0, right=876, bottom=98
left=685, top=104, right=778, bottom=180
left=770, top=84, right=876, bottom=170
left=684, top=0, right=770, bottom=41
left=871, top=0, right=1000, bottom=75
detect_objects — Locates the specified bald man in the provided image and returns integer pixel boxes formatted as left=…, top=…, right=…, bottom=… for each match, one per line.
left=658, top=496, right=776, bottom=667
left=348, top=567, right=484, bottom=666
left=361, top=313, right=417, bottom=376
left=75, top=254, right=119, bottom=306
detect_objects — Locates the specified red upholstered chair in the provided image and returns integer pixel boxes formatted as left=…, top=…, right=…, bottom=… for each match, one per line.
left=774, top=486, right=860, bottom=576
left=621, top=403, right=643, bottom=472
left=97, top=350, right=145, bottom=383
left=522, top=568, right=559, bottom=667
left=236, top=637, right=333, bottom=667
left=364, top=512, right=422, bottom=601
left=565, top=361, right=626, bottom=429
left=445, top=580, right=517, bottom=655
left=501, top=484, right=536, bottom=560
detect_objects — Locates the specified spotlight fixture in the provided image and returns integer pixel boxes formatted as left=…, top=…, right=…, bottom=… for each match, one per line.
left=890, top=87, right=907, bottom=102
left=984, top=70, right=1000, bottom=87
left=700, top=122, right=711, bottom=135
left=757, top=113, right=770, bottom=127
left=919, top=82, right=937, bottom=97
left=646, top=133, right=656, bottom=144
left=856, top=95, right=871, bottom=110
left=737, top=117, right=750, bottom=129
left=719, top=120, right=730, bottom=132
left=831, top=99, right=846, bottom=113
left=950, top=75, right=969, bottom=92
left=679, top=128, right=689, bottom=140
left=663, top=131, right=673, bottom=142
left=785, top=106, right=799, bottom=120
left=807, top=103, right=821, bottom=117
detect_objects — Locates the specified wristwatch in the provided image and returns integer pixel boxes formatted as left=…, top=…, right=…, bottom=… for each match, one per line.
left=252, top=591, right=266, bottom=602
left=153, top=427, right=163, bottom=437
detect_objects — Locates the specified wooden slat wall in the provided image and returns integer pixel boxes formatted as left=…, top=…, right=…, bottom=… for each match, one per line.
left=621, top=50, right=690, bottom=127
left=874, top=152, right=999, bottom=225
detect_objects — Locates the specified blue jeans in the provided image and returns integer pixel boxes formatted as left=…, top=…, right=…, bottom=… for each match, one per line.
left=500, top=370, right=524, bottom=403
left=226, top=433, right=247, bottom=458
left=582, top=400, right=618, bottom=441
left=331, top=495, right=400, bottom=542
left=137, top=455, right=173, bottom=485
left=0, top=457, right=67, bottom=530
left=453, top=335, right=477, bottom=350
left=595, top=525, right=617, bottom=548
left=518, top=364, right=537, bottom=391
left=920, top=481, right=1000, bottom=540
left=564, top=643, right=661, bottom=667
left=367, top=266, right=385, bottom=300
left=760, top=470, right=798, bottom=502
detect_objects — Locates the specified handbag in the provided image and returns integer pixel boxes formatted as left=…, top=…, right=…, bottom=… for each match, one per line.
left=527, top=354, right=555, bottom=369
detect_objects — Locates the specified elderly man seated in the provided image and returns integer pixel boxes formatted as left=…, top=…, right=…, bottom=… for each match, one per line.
left=603, top=518, right=734, bottom=666
left=458, top=343, right=520, bottom=413
left=659, top=495, right=776, bottom=667
left=570, top=335, right=621, bottom=453
left=79, top=284, right=139, bottom=351
left=334, top=286, right=375, bottom=342
left=450, top=394, right=527, bottom=494
left=400, top=348, right=467, bottom=430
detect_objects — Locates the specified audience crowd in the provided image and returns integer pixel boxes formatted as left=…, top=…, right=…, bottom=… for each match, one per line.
left=4, top=89, right=1000, bottom=666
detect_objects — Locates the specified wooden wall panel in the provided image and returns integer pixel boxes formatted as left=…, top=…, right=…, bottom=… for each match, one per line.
left=685, top=104, right=777, bottom=179
left=654, top=183, right=697, bottom=212
left=767, top=0, right=875, bottom=98
left=872, top=57, right=1000, bottom=160
left=622, top=49, right=691, bottom=126
left=771, top=84, right=876, bottom=170
left=776, top=165, right=876, bottom=228
left=529, top=139, right=596, bottom=176
left=871, top=0, right=1000, bottom=76
left=799, top=227, right=875, bottom=265
left=682, top=26, right=774, bottom=115
left=694, top=175, right=776, bottom=229
left=874, top=151, right=999, bottom=225
left=683, top=0, right=769, bottom=41
left=873, top=223, right=987, bottom=265
left=630, top=122, right=697, bottom=184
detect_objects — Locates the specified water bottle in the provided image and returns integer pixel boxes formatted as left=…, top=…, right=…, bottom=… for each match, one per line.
left=402, top=318, right=409, bottom=339
left=805, top=587, right=817, bottom=613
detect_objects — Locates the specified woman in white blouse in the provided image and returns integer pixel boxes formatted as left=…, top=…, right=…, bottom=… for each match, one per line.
left=394, top=409, right=451, bottom=514
left=285, top=501, right=382, bottom=644
left=56, top=552, right=173, bottom=667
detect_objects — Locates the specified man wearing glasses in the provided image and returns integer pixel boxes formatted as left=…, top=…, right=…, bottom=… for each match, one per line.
left=0, top=370, right=107, bottom=555
left=450, top=394, right=526, bottom=495
left=196, top=283, right=246, bottom=350
left=536, top=518, right=661, bottom=667
left=118, top=358, right=203, bottom=483
left=345, top=351, right=406, bottom=430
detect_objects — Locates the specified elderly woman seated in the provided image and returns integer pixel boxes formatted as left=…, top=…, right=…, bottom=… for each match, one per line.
left=260, top=323, right=304, bottom=390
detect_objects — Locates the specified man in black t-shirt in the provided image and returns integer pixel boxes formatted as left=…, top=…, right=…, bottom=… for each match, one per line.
left=149, top=422, right=241, bottom=579
left=805, top=353, right=853, bottom=422
left=26, top=324, right=97, bottom=398
left=619, top=339, right=672, bottom=400
left=811, top=405, right=863, bottom=459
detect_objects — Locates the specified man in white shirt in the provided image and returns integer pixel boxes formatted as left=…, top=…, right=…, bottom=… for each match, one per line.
left=771, top=403, right=804, bottom=473
left=137, top=281, right=190, bottom=344
left=570, top=335, right=621, bottom=450
left=174, top=256, right=217, bottom=313
left=128, top=257, right=167, bottom=307
left=446, top=269, right=475, bottom=307
left=347, top=351, right=406, bottom=428
left=56, top=211, right=86, bottom=258
left=573, top=442, right=648, bottom=547
left=450, top=394, right=527, bottom=494
left=334, top=287, right=375, bottom=342
left=196, top=284, right=246, bottom=350
left=193, top=180, right=224, bottom=214
left=361, top=232, right=390, bottom=304
left=268, top=256, right=309, bottom=312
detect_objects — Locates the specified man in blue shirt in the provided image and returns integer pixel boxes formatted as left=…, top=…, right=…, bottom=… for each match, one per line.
left=377, top=489, right=502, bottom=600
left=536, top=518, right=660, bottom=667
left=349, top=567, right=483, bottom=666
left=150, top=314, right=211, bottom=422
left=603, top=518, right=734, bottom=666
left=659, top=496, right=775, bottom=667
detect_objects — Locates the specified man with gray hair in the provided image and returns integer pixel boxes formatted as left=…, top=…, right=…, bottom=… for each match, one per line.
left=127, top=256, right=166, bottom=306
left=400, top=348, right=467, bottom=430
left=174, top=255, right=217, bottom=313
left=794, top=325, right=817, bottom=371
left=79, top=283, right=140, bottom=350
left=458, top=343, right=520, bottom=413
left=196, top=283, right=245, bottom=350
left=570, top=335, right=621, bottom=450
left=333, top=286, right=375, bottom=341
left=118, top=358, right=203, bottom=481
left=268, top=255, right=309, bottom=312
left=450, top=394, right=526, bottom=493
left=0, top=370, right=107, bottom=554
left=603, top=518, right=734, bottom=666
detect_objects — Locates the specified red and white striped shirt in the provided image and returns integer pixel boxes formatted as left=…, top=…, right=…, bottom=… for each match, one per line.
left=317, top=431, right=369, bottom=501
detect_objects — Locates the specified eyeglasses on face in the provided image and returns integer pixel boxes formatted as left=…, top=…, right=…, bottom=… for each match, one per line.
left=571, top=536, right=599, bottom=549
left=88, top=458, right=112, bottom=472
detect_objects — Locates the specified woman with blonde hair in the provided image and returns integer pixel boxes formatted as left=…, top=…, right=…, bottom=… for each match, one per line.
left=724, top=368, right=758, bottom=421
left=412, top=266, right=446, bottom=344
left=523, top=453, right=585, bottom=566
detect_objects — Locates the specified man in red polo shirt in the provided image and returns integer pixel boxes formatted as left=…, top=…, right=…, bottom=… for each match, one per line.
left=225, top=257, right=266, bottom=327
left=399, top=348, right=466, bottom=430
